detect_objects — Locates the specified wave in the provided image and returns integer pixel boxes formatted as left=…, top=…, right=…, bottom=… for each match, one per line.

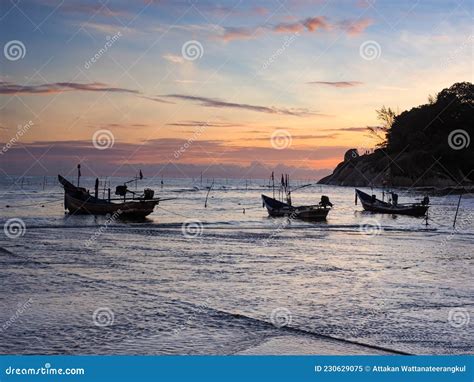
left=170, top=299, right=411, bottom=355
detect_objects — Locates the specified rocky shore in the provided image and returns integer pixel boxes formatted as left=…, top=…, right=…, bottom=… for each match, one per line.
left=318, top=149, right=473, bottom=193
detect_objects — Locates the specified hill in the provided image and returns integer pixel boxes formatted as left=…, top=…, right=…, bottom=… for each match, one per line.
left=318, top=82, right=473, bottom=188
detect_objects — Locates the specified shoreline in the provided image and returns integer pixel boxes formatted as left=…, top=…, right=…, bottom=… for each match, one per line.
left=237, top=335, right=395, bottom=355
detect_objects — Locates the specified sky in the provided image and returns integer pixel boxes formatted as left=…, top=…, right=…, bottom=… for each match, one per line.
left=0, top=0, right=472, bottom=180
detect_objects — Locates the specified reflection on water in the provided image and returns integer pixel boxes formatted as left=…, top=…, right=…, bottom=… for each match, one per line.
left=0, top=177, right=472, bottom=354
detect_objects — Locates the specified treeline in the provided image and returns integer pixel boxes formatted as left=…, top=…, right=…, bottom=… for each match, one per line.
left=374, top=82, right=473, bottom=183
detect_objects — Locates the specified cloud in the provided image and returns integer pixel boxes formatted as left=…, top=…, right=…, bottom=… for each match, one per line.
left=167, top=121, right=244, bottom=128
left=61, top=3, right=131, bottom=18
left=338, top=18, right=373, bottom=36
left=308, top=81, right=363, bottom=88
left=140, top=95, right=175, bottom=104
left=0, top=81, right=139, bottom=95
left=163, top=54, right=185, bottom=64
left=219, top=27, right=264, bottom=41
left=218, top=16, right=371, bottom=41
left=90, top=123, right=149, bottom=129
left=251, top=133, right=338, bottom=140
left=79, top=21, right=129, bottom=35
left=0, top=139, right=344, bottom=178
left=0, top=82, right=316, bottom=117
left=162, top=94, right=318, bottom=117
left=207, top=5, right=269, bottom=17
left=323, top=127, right=368, bottom=132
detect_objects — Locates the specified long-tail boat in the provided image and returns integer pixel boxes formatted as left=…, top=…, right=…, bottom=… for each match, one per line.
left=262, top=173, right=333, bottom=220
left=355, top=188, right=429, bottom=216
left=58, top=166, right=170, bottom=218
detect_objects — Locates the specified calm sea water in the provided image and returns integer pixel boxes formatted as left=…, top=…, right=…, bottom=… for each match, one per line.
left=0, top=176, right=472, bottom=355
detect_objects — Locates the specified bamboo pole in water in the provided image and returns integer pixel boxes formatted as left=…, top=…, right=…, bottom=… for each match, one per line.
left=453, top=192, right=463, bottom=229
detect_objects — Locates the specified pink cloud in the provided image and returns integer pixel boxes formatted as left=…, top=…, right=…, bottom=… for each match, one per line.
left=339, top=18, right=373, bottom=36
left=219, top=27, right=263, bottom=41
left=218, top=16, right=372, bottom=41
left=303, top=16, right=330, bottom=32
left=0, top=81, right=139, bottom=95
left=308, top=81, right=364, bottom=88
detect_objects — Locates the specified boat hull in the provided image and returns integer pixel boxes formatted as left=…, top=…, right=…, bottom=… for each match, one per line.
left=64, top=193, right=158, bottom=217
left=355, top=189, right=429, bottom=217
left=262, top=194, right=330, bottom=220
left=58, top=174, right=158, bottom=218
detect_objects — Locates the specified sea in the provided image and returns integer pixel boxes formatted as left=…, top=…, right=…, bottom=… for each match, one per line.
left=0, top=176, right=472, bottom=355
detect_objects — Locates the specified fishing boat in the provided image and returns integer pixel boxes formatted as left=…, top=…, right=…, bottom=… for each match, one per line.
left=58, top=166, right=169, bottom=218
left=355, top=189, right=429, bottom=216
left=262, top=173, right=332, bottom=220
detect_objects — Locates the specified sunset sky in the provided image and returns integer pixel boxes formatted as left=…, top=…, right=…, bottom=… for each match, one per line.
left=0, top=0, right=472, bottom=179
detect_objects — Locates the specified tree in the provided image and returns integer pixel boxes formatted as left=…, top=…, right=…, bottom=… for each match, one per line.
left=367, top=105, right=397, bottom=147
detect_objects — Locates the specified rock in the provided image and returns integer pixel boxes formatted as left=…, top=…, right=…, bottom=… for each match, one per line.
left=344, top=149, right=359, bottom=162
left=318, top=150, right=467, bottom=187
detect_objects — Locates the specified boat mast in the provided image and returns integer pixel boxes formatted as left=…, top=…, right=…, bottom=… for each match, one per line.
left=271, top=171, right=275, bottom=199
left=77, top=164, right=81, bottom=187
left=286, top=174, right=292, bottom=206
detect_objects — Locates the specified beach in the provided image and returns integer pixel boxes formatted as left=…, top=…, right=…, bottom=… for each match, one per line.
left=0, top=177, right=472, bottom=355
